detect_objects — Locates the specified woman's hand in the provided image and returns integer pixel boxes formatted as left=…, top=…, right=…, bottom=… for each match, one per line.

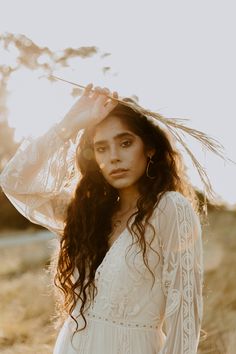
left=62, top=84, right=119, bottom=134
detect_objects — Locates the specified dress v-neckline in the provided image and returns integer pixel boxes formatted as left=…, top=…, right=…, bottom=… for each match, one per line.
left=95, top=228, right=127, bottom=276
left=107, top=227, right=127, bottom=253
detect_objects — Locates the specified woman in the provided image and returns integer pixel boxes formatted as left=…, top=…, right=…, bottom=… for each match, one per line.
left=0, top=84, right=204, bottom=354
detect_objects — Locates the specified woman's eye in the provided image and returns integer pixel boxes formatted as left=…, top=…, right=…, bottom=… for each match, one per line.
left=95, top=141, right=132, bottom=152
left=95, top=147, right=106, bottom=153
left=121, top=140, right=132, bottom=147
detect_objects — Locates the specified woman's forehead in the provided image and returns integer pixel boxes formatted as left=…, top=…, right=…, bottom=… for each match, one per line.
left=93, top=115, right=134, bottom=143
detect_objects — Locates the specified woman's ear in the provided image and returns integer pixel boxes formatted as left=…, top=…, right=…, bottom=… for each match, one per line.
left=147, top=148, right=156, bottom=158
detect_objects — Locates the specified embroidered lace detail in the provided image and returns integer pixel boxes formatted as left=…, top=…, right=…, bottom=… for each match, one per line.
left=0, top=125, right=78, bottom=235
left=157, top=192, right=203, bottom=354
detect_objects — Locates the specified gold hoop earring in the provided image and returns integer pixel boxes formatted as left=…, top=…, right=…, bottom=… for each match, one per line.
left=146, top=156, right=156, bottom=179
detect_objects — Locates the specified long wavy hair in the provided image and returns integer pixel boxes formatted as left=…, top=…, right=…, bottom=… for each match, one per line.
left=53, top=98, right=199, bottom=336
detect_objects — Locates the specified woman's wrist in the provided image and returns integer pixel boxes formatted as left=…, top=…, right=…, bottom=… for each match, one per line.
left=55, top=120, right=74, bottom=142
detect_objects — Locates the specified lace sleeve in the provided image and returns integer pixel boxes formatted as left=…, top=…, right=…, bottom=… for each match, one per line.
left=157, top=192, right=204, bottom=354
left=0, top=125, right=81, bottom=236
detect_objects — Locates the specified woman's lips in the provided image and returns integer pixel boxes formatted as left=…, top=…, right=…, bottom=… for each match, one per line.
left=110, top=170, right=128, bottom=178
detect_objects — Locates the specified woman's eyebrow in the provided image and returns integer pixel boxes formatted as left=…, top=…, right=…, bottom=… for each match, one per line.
left=93, top=132, right=135, bottom=146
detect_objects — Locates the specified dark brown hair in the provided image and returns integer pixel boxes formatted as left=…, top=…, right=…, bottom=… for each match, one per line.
left=53, top=99, right=198, bottom=336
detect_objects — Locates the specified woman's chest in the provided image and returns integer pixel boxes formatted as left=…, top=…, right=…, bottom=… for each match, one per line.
left=89, top=230, right=165, bottom=320
left=107, top=227, right=126, bottom=249
left=96, top=228, right=163, bottom=294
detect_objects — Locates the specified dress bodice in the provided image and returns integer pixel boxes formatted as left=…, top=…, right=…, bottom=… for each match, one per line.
left=72, top=224, right=165, bottom=330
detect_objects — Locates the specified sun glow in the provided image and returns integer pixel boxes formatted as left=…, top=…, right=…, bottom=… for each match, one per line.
left=5, top=56, right=125, bottom=142
left=7, top=68, right=76, bottom=141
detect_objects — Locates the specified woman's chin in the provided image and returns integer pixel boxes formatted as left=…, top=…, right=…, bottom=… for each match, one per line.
left=107, top=178, right=136, bottom=190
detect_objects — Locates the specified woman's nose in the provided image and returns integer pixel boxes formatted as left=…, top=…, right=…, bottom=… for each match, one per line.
left=109, top=146, right=121, bottom=163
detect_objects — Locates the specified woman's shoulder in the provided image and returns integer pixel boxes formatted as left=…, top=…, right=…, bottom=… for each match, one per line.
left=152, top=190, right=198, bottom=223
left=154, top=190, right=191, bottom=210
left=151, top=191, right=201, bottom=241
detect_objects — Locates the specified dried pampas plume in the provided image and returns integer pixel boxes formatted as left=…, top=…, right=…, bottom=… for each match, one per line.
left=48, top=75, right=234, bottom=210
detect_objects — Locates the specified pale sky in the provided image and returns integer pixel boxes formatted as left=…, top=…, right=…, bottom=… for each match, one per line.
left=0, top=0, right=235, bottom=206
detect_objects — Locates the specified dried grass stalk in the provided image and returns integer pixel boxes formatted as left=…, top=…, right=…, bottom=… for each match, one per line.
left=48, top=75, right=234, bottom=206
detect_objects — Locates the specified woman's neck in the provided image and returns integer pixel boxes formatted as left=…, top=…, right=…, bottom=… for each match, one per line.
left=117, top=187, right=140, bottom=212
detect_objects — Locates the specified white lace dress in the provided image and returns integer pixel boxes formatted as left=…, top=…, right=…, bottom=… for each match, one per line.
left=0, top=125, right=204, bottom=354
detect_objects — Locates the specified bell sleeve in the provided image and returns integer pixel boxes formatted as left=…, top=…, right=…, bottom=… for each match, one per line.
left=0, top=124, right=82, bottom=236
left=157, top=191, right=204, bottom=354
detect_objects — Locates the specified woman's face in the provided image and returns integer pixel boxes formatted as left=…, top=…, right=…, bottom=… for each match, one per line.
left=93, top=115, right=154, bottom=190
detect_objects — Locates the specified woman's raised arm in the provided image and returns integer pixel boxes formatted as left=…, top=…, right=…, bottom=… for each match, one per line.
left=0, top=84, right=119, bottom=236
left=0, top=124, right=78, bottom=236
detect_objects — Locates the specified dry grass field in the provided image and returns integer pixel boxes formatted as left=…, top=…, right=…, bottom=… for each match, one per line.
left=198, top=209, right=236, bottom=354
left=0, top=237, right=57, bottom=354
left=0, top=209, right=236, bottom=354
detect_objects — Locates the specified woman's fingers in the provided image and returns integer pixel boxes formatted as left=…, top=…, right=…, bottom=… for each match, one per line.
left=87, top=85, right=119, bottom=110
left=101, top=88, right=119, bottom=100
left=88, top=85, right=118, bottom=99
left=83, top=83, right=93, bottom=96
left=112, top=91, right=118, bottom=99
left=94, top=87, right=111, bottom=107
left=102, top=87, right=110, bottom=94
left=103, top=90, right=119, bottom=109
left=104, top=98, right=119, bottom=111
left=92, top=86, right=103, bottom=99
left=103, top=91, right=119, bottom=108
